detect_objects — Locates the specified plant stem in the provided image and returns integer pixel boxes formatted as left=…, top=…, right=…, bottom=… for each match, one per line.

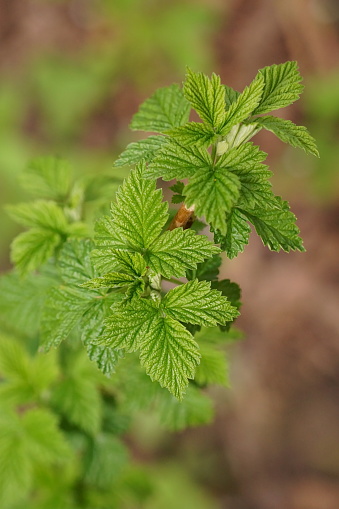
left=168, top=202, right=195, bottom=230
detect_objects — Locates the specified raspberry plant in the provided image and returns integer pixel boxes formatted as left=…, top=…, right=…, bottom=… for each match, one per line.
left=0, top=62, right=318, bottom=507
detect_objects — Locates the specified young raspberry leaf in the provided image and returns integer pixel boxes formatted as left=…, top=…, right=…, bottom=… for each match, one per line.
left=213, top=208, right=251, bottom=259
left=145, top=228, right=220, bottom=279
left=184, top=167, right=241, bottom=234
left=220, top=73, right=264, bottom=135
left=162, top=279, right=239, bottom=326
left=146, top=141, right=211, bottom=180
left=167, top=122, right=217, bottom=147
left=253, top=116, right=319, bottom=157
left=184, top=69, right=225, bottom=130
left=114, top=135, right=168, bottom=167
left=253, top=61, right=304, bottom=115
left=130, top=84, right=190, bottom=133
left=240, top=196, right=305, bottom=252
left=19, top=156, right=72, bottom=201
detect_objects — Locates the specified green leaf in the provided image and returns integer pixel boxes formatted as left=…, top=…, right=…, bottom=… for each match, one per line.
left=130, top=84, right=190, bottom=133
left=52, top=372, right=102, bottom=436
left=58, top=238, right=96, bottom=286
left=219, top=143, right=272, bottom=209
left=0, top=411, right=33, bottom=507
left=158, top=384, right=214, bottom=431
left=11, top=228, right=61, bottom=275
left=167, top=122, right=217, bottom=147
left=213, top=208, right=251, bottom=259
left=110, top=161, right=168, bottom=249
left=224, top=85, right=240, bottom=109
left=83, top=434, right=128, bottom=488
left=253, top=61, right=304, bottom=115
left=220, top=73, right=264, bottom=134
left=241, top=196, right=305, bottom=252
left=184, top=166, right=241, bottom=233
left=163, top=279, right=239, bottom=326
left=6, top=200, right=68, bottom=232
left=80, top=272, right=137, bottom=289
left=22, top=408, right=70, bottom=463
left=81, top=299, right=124, bottom=375
left=186, top=253, right=222, bottom=282
left=146, top=141, right=211, bottom=180
left=145, top=228, right=220, bottom=278
left=41, top=286, right=94, bottom=350
left=104, top=300, right=201, bottom=399
left=194, top=345, right=228, bottom=387
left=0, top=271, right=56, bottom=336
left=19, top=156, right=72, bottom=201
left=169, top=181, right=185, bottom=194
left=211, top=279, right=241, bottom=309
left=114, top=135, right=168, bottom=166
left=253, top=116, right=319, bottom=157
left=138, top=316, right=200, bottom=399
left=184, top=69, right=225, bottom=129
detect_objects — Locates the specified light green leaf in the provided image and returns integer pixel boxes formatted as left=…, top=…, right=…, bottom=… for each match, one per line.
left=22, top=408, right=70, bottom=463
left=162, top=279, right=239, bottom=326
left=184, top=167, right=241, bottom=233
left=58, top=239, right=96, bottom=286
left=253, top=61, right=304, bottom=115
left=224, top=85, right=240, bottom=109
left=52, top=372, right=102, bottom=436
left=158, top=384, right=214, bottom=431
left=167, top=122, right=217, bottom=147
left=194, top=345, right=228, bottom=387
left=41, top=286, right=95, bottom=350
left=80, top=272, right=137, bottom=289
left=130, top=84, right=190, bottom=133
left=110, top=161, right=168, bottom=249
left=146, top=141, right=211, bottom=180
left=217, top=142, right=271, bottom=209
left=138, top=315, right=200, bottom=399
left=19, top=156, right=72, bottom=201
left=103, top=300, right=159, bottom=352
left=114, top=135, right=168, bottom=166
left=214, top=208, right=251, bottom=259
left=253, top=116, right=319, bottom=157
left=241, top=196, right=305, bottom=252
left=81, top=300, right=124, bottom=375
left=6, top=200, right=68, bottom=232
left=220, top=73, right=264, bottom=134
left=83, top=434, right=128, bottom=488
left=0, top=271, right=56, bottom=336
left=11, top=228, right=61, bottom=275
left=146, top=228, right=220, bottom=278
left=184, top=69, right=225, bottom=129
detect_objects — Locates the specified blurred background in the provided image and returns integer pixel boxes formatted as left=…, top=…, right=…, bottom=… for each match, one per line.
left=1, top=0, right=339, bottom=508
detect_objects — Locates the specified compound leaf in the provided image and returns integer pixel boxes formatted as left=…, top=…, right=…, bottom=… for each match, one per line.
left=168, top=122, right=217, bottom=147
left=214, top=208, right=251, bottom=259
